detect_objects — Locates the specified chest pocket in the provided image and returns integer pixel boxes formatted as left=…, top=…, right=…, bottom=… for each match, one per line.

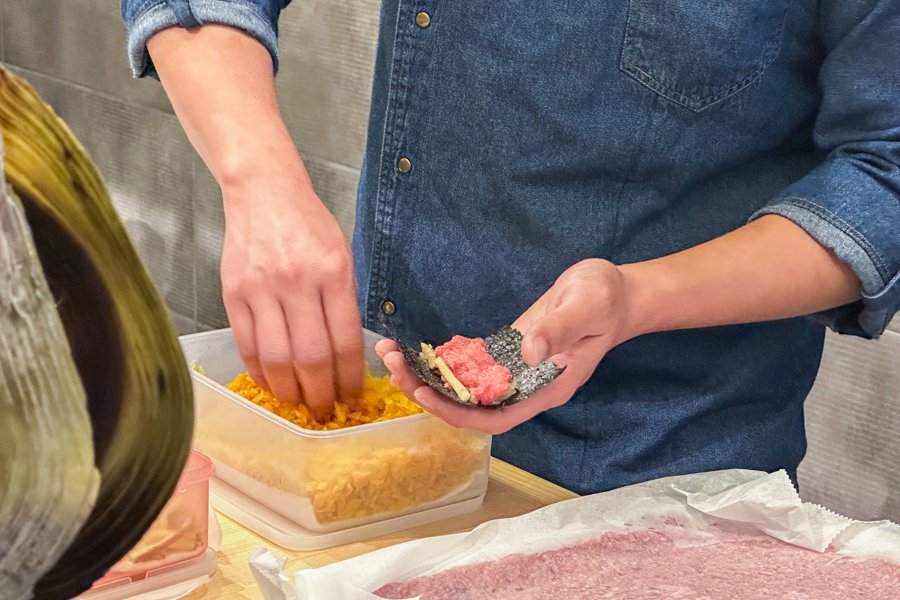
left=620, top=0, right=791, bottom=112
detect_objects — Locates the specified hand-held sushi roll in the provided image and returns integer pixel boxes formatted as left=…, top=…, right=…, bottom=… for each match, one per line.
left=421, top=336, right=516, bottom=405
left=397, top=325, right=564, bottom=409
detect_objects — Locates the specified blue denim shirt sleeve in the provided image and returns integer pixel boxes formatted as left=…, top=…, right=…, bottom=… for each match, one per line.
left=751, top=1, right=900, bottom=338
left=121, top=0, right=291, bottom=78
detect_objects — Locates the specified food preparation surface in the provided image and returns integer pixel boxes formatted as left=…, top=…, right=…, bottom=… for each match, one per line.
left=186, top=458, right=578, bottom=599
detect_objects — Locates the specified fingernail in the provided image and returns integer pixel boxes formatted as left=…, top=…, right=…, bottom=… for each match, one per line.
left=530, top=337, right=549, bottom=364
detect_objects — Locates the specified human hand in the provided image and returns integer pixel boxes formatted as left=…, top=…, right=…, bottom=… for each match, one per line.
left=220, top=158, right=364, bottom=415
left=376, top=259, right=638, bottom=433
left=147, top=25, right=366, bottom=414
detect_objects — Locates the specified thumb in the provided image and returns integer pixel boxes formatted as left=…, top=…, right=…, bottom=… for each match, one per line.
left=521, top=304, right=587, bottom=367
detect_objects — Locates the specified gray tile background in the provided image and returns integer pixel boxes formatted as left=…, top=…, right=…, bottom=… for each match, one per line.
left=799, top=331, right=900, bottom=522
left=2, top=0, right=378, bottom=332
left=3, top=0, right=898, bottom=522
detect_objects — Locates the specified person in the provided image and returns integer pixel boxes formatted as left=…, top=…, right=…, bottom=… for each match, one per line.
left=122, top=0, right=900, bottom=494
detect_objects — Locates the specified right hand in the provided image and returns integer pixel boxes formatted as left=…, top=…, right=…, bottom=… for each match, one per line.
left=219, top=158, right=364, bottom=415
left=145, top=24, right=365, bottom=413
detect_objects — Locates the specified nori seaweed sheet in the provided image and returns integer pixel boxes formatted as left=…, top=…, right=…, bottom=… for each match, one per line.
left=393, top=324, right=564, bottom=409
left=485, top=326, right=564, bottom=401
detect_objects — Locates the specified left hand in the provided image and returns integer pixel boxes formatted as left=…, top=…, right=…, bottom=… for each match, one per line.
left=376, top=259, right=638, bottom=434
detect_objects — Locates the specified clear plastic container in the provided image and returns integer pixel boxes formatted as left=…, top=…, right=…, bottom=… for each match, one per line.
left=82, top=448, right=217, bottom=595
left=179, top=328, right=491, bottom=534
left=76, top=547, right=218, bottom=600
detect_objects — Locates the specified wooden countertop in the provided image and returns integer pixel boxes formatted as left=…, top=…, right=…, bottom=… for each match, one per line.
left=186, top=458, right=578, bottom=599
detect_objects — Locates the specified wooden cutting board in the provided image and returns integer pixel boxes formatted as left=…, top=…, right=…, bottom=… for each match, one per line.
left=189, top=458, right=579, bottom=599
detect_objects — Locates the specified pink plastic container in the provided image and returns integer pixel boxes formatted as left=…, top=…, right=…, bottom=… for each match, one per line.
left=92, top=448, right=216, bottom=585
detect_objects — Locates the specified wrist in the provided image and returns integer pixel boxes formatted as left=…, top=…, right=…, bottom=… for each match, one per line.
left=216, top=146, right=319, bottom=218
left=616, top=261, right=672, bottom=342
left=214, top=128, right=305, bottom=191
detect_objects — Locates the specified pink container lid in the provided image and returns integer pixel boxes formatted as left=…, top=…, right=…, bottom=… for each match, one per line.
left=177, top=447, right=216, bottom=490
left=84, top=447, right=217, bottom=592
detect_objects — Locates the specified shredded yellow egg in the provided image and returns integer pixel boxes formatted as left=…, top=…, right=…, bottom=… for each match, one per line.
left=207, top=371, right=484, bottom=525
left=306, top=429, right=485, bottom=522
left=225, top=371, right=423, bottom=430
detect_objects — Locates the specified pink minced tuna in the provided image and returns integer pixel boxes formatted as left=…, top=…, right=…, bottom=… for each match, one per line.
left=435, top=335, right=512, bottom=404
left=375, top=530, right=900, bottom=599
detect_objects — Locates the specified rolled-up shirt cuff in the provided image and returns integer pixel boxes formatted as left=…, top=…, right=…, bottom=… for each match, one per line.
left=752, top=198, right=896, bottom=338
left=127, top=0, right=280, bottom=79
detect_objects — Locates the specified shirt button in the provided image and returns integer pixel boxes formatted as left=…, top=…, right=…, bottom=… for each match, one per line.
left=397, top=157, right=412, bottom=173
left=381, top=301, right=396, bottom=315
left=416, top=12, right=431, bottom=28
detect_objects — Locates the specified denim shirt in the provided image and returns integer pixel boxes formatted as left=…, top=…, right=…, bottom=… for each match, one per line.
left=123, top=0, right=900, bottom=494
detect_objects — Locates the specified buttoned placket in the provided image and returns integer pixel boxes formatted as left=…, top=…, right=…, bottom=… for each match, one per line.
left=368, top=2, right=433, bottom=325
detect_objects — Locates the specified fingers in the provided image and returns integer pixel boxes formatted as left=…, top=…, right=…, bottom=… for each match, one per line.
left=373, top=259, right=629, bottom=433
left=374, top=338, right=399, bottom=360
left=515, top=279, right=589, bottom=367
left=513, top=296, right=556, bottom=368
left=379, top=347, right=430, bottom=403
left=411, top=386, right=537, bottom=434
left=322, top=275, right=365, bottom=407
left=218, top=175, right=364, bottom=415
left=520, top=289, right=606, bottom=367
left=518, top=259, right=631, bottom=367
left=283, top=292, right=336, bottom=415
left=227, top=277, right=362, bottom=416
left=522, top=308, right=578, bottom=367
left=252, top=296, right=303, bottom=406
left=225, top=300, right=268, bottom=390
left=232, top=285, right=362, bottom=417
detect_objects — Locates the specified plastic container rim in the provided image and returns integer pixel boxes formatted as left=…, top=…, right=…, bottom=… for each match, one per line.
left=182, top=327, right=438, bottom=439
left=177, top=447, right=216, bottom=488
left=190, top=370, right=433, bottom=438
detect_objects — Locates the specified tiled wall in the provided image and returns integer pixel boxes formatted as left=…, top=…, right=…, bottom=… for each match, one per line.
left=4, top=0, right=898, bottom=521
left=800, top=331, right=900, bottom=521
left=2, top=0, right=379, bottom=333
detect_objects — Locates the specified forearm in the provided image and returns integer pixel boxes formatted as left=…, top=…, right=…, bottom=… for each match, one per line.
left=620, top=215, right=862, bottom=339
left=148, top=24, right=364, bottom=409
left=147, top=25, right=311, bottom=209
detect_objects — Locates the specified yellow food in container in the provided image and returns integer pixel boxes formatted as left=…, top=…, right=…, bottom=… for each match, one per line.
left=182, top=328, right=491, bottom=537
left=306, top=428, right=484, bottom=523
left=225, top=372, right=423, bottom=430
left=222, top=372, right=484, bottom=525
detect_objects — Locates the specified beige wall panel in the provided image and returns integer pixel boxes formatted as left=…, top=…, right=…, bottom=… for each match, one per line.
left=193, top=161, right=227, bottom=331
left=11, top=66, right=198, bottom=326
left=275, top=0, right=380, bottom=170
left=172, top=313, right=199, bottom=336
left=3, top=0, right=173, bottom=113
left=888, top=314, right=900, bottom=334
left=301, top=152, right=361, bottom=239
left=799, top=330, right=900, bottom=522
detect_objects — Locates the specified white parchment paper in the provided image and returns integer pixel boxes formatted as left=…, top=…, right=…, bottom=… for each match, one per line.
left=249, top=469, right=900, bottom=600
